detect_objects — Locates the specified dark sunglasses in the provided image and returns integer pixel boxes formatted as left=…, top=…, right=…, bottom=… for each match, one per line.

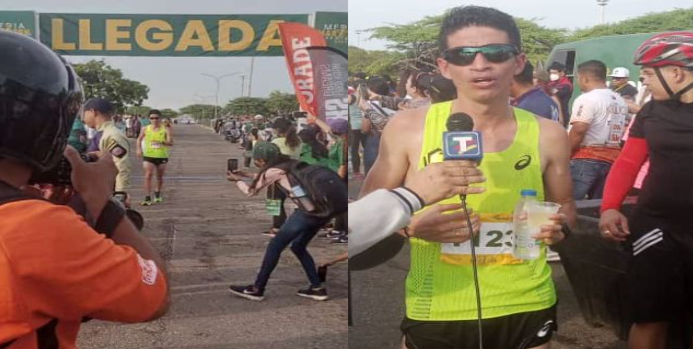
left=443, top=44, right=519, bottom=66
left=150, top=117, right=160, bottom=120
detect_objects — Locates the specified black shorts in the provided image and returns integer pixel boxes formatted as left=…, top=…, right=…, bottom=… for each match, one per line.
left=401, top=305, right=557, bottom=349
left=626, top=211, right=693, bottom=323
left=143, top=157, right=168, bottom=166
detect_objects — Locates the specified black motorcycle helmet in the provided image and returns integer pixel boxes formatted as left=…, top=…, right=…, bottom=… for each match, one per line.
left=0, top=30, right=83, bottom=172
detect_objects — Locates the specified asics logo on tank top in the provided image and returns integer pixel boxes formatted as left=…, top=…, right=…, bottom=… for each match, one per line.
left=515, top=155, right=532, bottom=171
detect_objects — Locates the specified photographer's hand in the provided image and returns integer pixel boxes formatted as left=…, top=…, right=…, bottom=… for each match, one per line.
left=64, top=146, right=117, bottom=221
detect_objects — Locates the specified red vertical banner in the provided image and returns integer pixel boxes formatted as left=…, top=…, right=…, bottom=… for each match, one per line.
left=277, top=22, right=327, bottom=118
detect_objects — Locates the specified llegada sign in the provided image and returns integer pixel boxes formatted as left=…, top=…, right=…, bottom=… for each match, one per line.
left=39, top=13, right=309, bottom=56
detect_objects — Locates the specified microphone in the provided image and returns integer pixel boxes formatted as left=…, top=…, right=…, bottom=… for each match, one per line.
left=443, top=113, right=485, bottom=349
left=443, top=112, right=483, bottom=246
left=443, top=113, right=483, bottom=162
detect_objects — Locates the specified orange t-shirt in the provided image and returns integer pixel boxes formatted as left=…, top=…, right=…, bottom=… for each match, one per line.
left=0, top=200, right=167, bottom=349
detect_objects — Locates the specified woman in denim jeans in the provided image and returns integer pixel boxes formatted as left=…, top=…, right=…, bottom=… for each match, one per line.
left=225, top=141, right=331, bottom=301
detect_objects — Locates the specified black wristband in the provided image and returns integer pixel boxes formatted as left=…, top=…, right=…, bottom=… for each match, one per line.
left=94, top=199, right=126, bottom=238
left=561, top=223, right=572, bottom=240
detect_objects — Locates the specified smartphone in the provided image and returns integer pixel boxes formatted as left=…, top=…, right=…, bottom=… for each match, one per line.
left=227, top=158, right=239, bottom=172
left=358, top=84, right=369, bottom=101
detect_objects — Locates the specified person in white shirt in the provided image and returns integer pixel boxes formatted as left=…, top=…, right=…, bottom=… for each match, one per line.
left=568, top=60, right=629, bottom=200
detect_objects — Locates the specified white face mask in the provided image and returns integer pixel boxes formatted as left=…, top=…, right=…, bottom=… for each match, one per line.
left=549, top=73, right=560, bottom=82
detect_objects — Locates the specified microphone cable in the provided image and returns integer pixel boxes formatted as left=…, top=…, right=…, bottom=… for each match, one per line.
left=460, top=194, right=484, bottom=349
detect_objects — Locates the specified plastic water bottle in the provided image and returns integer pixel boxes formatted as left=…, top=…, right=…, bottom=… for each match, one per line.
left=291, top=185, right=315, bottom=212
left=512, top=189, right=540, bottom=260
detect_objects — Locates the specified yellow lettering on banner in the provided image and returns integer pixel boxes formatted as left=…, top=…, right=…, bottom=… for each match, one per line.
left=175, top=20, right=214, bottom=51
left=52, top=19, right=76, bottom=50
left=106, top=19, right=132, bottom=51
left=78, top=19, right=103, bottom=50
left=257, top=20, right=284, bottom=51
left=135, top=20, right=173, bottom=51
left=218, top=20, right=254, bottom=51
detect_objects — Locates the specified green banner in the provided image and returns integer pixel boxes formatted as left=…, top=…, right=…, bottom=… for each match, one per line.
left=39, top=13, right=308, bottom=56
left=314, top=12, right=347, bottom=54
left=0, top=11, right=36, bottom=37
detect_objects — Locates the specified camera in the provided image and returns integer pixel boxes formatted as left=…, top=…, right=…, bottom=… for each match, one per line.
left=29, top=153, right=94, bottom=186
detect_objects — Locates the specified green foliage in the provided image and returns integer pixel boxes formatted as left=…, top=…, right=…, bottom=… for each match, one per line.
left=265, top=91, right=299, bottom=115
left=348, top=46, right=405, bottom=77
left=568, top=8, right=693, bottom=42
left=73, top=60, right=149, bottom=112
left=160, top=108, right=178, bottom=118
left=223, top=97, right=269, bottom=116
left=351, top=7, right=693, bottom=76
left=516, top=18, right=567, bottom=66
left=125, top=105, right=151, bottom=117
left=178, top=104, right=218, bottom=120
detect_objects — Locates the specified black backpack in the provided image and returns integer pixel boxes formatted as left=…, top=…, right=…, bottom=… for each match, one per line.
left=286, top=162, right=347, bottom=219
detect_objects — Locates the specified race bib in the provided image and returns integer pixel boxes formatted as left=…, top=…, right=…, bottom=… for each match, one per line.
left=440, top=215, right=524, bottom=266
left=606, top=104, right=628, bottom=146
left=265, top=199, right=282, bottom=216
left=151, top=141, right=162, bottom=149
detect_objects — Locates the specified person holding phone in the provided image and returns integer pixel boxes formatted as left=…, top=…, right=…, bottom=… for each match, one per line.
left=82, top=98, right=132, bottom=205
left=137, top=110, right=173, bottom=206
left=225, top=142, right=332, bottom=301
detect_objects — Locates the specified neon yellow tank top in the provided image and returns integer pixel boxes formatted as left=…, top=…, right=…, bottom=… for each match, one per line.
left=143, top=125, right=169, bottom=158
left=406, top=101, right=556, bottom=321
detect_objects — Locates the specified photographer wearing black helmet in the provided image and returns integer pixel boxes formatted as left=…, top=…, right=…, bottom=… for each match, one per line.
left=0, top=31, right=169, bottom=348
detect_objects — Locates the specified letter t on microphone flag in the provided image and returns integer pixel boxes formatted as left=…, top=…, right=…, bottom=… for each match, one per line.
left=277, top=22, right=327, bottom=119
left=307, top=46, right=348, bottom=123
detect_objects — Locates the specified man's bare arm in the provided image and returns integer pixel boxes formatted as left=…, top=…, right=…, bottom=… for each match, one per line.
left=568, top=122, right=589, bottom=156
left=540, top=119, right=576, bottom=228
left=358, top=109, right=422, bottom=198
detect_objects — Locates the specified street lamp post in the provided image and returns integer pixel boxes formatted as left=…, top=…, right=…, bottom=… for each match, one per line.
left=597, top=0, right=610, bottom=25
left=239, top=75, right=246, bottom=97
left=200, top=72, right=240, bottom=119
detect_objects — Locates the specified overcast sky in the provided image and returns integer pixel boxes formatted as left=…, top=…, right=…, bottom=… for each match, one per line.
left=3, top=0, right=346, bottom=110
left=349, top=0, right=692, bottom=50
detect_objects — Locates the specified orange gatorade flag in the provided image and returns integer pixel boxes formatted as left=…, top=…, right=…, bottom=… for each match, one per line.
left=277, top=22, right=327, bottom=118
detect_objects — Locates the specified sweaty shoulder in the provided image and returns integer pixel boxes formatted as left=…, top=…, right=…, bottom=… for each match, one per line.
left=537, top=116, right=569, bottom=168
left=537, top=116, right=568, bottom=143
left=382, top=106, right=428, bottom=136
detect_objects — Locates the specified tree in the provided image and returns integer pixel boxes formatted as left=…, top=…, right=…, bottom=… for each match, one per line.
left=365, top=13, right=566, bottom=72
left=178, top=104, right=218, bottom=120
left=348, top=46, right=405, bottom=77
left=568, top=8, right=693, bottom=42
left=516, top=18, right=567, bottom=66
left=160, top=108, right=178, bottom=118
left=355, top=7, right=693, bottom=77
left=265, top=91, right=299, bottom=115
left=223, top=97, right=269, bottom=116
left=126, top=105, right=152, bottom=117
left=72, top=60, right=150, bottom=112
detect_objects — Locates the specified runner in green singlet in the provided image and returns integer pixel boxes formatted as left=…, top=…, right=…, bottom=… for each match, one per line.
left=359, top=6, right=577, bottom=349
left=137, top=109, right=173, bottom=206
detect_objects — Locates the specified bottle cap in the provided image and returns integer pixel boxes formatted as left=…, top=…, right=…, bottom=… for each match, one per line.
left=520, top=189, right=537, bottom=197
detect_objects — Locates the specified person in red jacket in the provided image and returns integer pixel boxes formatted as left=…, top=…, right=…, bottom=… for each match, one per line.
left=599, top=31, right=693, bottom=349
left=547, top=61, right=574, bottom=127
